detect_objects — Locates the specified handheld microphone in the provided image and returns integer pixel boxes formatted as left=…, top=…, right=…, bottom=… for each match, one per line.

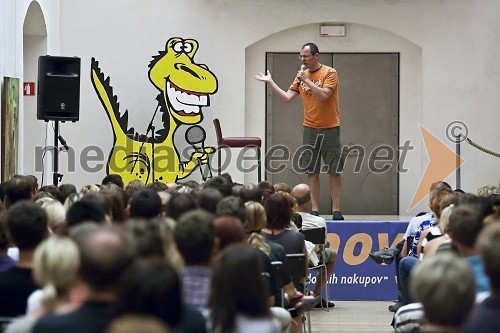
left=185, top=125, right=212, bottom=181
left=58, top=135, right=70, bottom=151
left=298, top=64, right=307, bottom=83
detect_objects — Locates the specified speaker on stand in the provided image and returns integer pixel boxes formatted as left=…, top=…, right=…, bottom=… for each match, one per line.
left=37, top=55, right=81, bottom=186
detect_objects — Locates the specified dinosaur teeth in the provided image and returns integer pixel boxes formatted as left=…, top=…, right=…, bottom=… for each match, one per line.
left=166, top=81, right=209, bottom=115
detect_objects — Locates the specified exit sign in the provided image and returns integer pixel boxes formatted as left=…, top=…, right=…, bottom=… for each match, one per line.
left=24, top=82, right=35, bottom=96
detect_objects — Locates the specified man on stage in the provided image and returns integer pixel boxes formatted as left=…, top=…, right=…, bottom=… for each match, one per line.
left=255, top=42, right=344, bottom=220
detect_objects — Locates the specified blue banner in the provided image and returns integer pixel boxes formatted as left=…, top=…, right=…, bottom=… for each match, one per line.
left=308, top=220, right=408, bottom=301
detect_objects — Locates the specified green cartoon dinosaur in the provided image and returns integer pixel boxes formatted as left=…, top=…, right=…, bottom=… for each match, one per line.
left=91, top=37, right=218, bottom=184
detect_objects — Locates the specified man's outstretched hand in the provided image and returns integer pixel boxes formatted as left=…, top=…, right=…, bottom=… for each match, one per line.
left=254, top=70, right=273, bottom=83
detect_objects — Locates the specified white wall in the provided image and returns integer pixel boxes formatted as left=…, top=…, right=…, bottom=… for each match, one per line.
left=1, top=0, right=60, bottom=182
left=6, top=0, right=499, bottom=213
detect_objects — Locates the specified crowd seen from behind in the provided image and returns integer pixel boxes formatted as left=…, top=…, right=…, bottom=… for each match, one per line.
left=0, top=173, right=498, bottom=333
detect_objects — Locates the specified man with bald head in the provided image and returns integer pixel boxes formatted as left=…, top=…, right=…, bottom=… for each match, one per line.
left=292, top=183, right=336, bottom=308
left=34, top=225, right=136, bottom=333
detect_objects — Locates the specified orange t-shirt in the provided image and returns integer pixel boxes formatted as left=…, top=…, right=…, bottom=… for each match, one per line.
left=289, top=65, right=340, bottom=129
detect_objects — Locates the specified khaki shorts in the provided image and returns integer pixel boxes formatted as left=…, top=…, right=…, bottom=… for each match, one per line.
left=299, top=126, right=344, bottom=174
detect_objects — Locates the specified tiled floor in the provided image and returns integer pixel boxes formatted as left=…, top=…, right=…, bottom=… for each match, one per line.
left=309, top=301, right=395, bottom=333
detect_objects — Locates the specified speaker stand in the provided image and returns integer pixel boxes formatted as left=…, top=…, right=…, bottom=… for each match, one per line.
left=52, top=121, right=63, bottom=186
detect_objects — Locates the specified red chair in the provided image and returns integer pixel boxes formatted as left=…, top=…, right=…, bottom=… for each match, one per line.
left=213, top=118, right=262, bottom=182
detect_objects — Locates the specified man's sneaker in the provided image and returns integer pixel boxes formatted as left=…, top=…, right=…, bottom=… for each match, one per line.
left=332, top=211, right=344, bottom=220
left=369, top=247, right=401, bottom=265
left=389, top=301, right=402, bottom=312
left=310, top=211, right=320, bottom=216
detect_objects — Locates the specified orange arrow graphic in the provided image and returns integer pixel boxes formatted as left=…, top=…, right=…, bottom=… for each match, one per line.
left=408, top=125, right=465, bottom=210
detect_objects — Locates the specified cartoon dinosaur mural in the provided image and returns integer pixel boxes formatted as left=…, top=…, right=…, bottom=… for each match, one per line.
left=91, top=37, right=218, bottom=184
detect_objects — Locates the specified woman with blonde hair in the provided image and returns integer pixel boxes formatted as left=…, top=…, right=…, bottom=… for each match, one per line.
left=5, top=236, right=86, bottom=333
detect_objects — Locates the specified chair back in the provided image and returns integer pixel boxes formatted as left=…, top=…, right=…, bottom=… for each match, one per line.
left=286, top=253, right=307, bottom=279
left=213, top=118, right=223, bottom=144
left=301, top=227, right=326, bottom=245
left=271, top=261, right=284, bottom=307
left=271, top=261, right=284, bottom=287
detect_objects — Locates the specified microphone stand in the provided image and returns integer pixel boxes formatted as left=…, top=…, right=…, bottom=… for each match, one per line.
left=52, top=121, right=63, bottom=186
left=130, top=104, right=159, bottom=183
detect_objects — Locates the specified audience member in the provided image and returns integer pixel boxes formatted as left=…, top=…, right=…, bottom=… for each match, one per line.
left=146, top=181, right=169, bottom=192
left=66, top=196, right=107, bottom=228
left=123, top=180, right=145, bottom=198
left=100, top=183, right=128, bottom=223
left=79, top=184, right=100, bottom=195
left=197, top=188, right=223, bottom=214
left=239, top=183, right=262, bottom=203
left=215, top=196, right=246, bottom=222
left=410, top=253, right=475, bottom=333
left=56, top=184, right=77, bottom=204
left=113, top=259, right=206, bottom=333
left=0, top=201, right=47, bottom=316
left=203, top=176, right=232, bottom=197
left=102, top=174, right=124, bottom=189
left=292, top=183, right=336, bottom=308
left=174, top=210, right=216, bottom=311
left=447, top=204, right=489, bottom=295
left=208, top=244, right=280, bottom=333
left=129, top=189, right=162, bottom=219
left=165, top=193, right=197, bottom=221
left=463, top=223, right=500, bottom=332
left=35, top=197, right=66, bottom=234
left=24, top=175, right=39, bottom=196
left=151, top=217, right=184, bottom=271
left=273, top=182, right=292, bottom=194
left=3, top=176, right=33, bottom=208
left=0, top=212, right=15, bottom=272
left=33, top=225, right=136, bottom=333
left=5, top=236, right=84, bottom=333
left=37, top=185, right=59, bottom=200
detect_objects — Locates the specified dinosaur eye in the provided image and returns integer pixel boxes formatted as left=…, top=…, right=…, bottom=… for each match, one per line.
left=173, top=42, right=184, bottom=53
left=183, top=42, right=193, bottom=53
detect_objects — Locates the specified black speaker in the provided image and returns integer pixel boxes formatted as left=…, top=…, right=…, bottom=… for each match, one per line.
left=37, top=56, right=81, bottom=122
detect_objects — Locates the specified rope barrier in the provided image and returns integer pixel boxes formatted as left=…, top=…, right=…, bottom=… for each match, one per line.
left=465, top=138, right=500, bottom=158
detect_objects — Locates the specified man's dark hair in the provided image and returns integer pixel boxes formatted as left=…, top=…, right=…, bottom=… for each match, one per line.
left=239, top=183, right=261, bottom=203
left=264, top=193, right=291, bottom=229
left=129, top=189, right=162, bottom=219
left=100, top=185, right=128, bottom=223
left=146, top=181, right=168, bottom=192
left=166, top=192, right=197, bottom=221
left=216, top=196, right=246, bottom=222
left=197, top=188, right=223, bottom=214
left=220, top=173, right=233, bottom=185
left=4, top=176, right=32, bottom=207
left=458, top=193, right=495, bottom=219
left=204, top=176, right=232, bottom=197
left=114, top=259, right=182, bottom=328
left=302, top=42, right=319, bottom=55
left=24, top=175, right=39, bottom=193
left=182, top=180, right=200, bottom=189
left=66, top=197, right=107, bottom=227
left=448, top=204, right=484, bottom=248
left=57, top=183, right=77, bottom=204
left=102, top=174, right=124, bottom=189
left=174, top=209, right=215, bottom=265
left=38, top=185, right=59, bottom=199
left=7, top=200, right=47, bottom=250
